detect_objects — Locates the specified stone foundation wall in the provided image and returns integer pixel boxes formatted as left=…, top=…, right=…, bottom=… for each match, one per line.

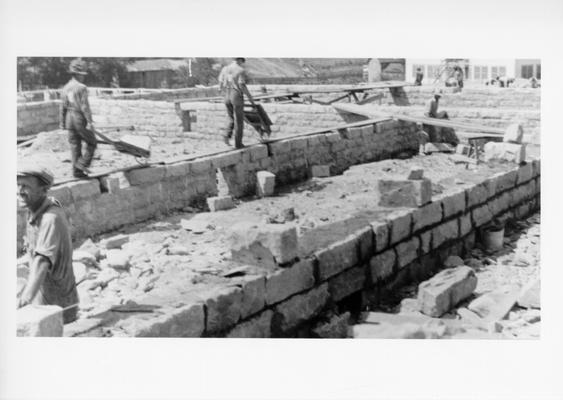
left=69, top=159, right=541, bottom=337
left=17, top=119, right=419, bottom=253
left=17, top=101, right=60, bottom=136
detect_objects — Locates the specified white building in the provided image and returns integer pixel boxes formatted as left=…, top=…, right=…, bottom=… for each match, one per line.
left=405, top=59, right=541, bottom=84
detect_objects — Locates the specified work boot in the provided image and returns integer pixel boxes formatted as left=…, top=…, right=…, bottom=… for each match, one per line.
left=75, top=160, right=91, bottom=174
left=73, top=170, right=88, bottom=179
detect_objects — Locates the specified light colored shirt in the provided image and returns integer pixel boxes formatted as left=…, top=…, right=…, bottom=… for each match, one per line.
left=218, top=62, right=249, bottom=93
left=60, top=77, right=93, bottom=128
left=25, top=197, right=78, bottom=310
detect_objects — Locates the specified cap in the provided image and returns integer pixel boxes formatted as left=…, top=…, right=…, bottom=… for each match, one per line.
left=69, top=59, right=88, bottom=75
left=17, top=161, right=55, bottom=187
left=433, top=88, right=443, bottom=97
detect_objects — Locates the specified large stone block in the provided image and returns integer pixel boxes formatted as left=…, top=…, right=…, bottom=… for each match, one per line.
left=369, top=249, right=396, bottom=283
left=131, top=303, right=205, bottom=337
left=229, top=222, right=298, bottom=265
left=517, top=162, right=534, bottom=185
left=459, top=214, right=473, bottom=237
left=256, top=170, right=276, bottom=197
left=395, top=237, right=420, bottom=268
left=387, top=210, right=412, bottom=245
left=48, top=185, right=73, bottom=205
left=484, top=142, right=526, bottom=164
left=417, top=266, right=477, bottom=317
left=207, top=196, right=235, bottom=212
left=17, top=305, right=63, bottom=337
left=432, top=219, right=459, bottom=248
left=371, top=221, right=389, bottom=253
left=273, top=284, right=329, bottom=334
left=357, top=226, right=374, bottom=261
left=66, top=180, right=101, bottom=201
left=226, top=310, right=273, bottom=338
left=419, top=230, right=432, bottom=254
left=315, top=234, right=359, bottom=281
left=471, top=204, right=493, bottom=227
left=265, top=259, right=315, bottom=305
left=125, top=165, right=167, bottom=186
left=493, top=169, right=518, bottom=194
left=466, top=182, right=491, bottom=208
left=205, top=286, right=243, bottom=333
left=378, top=179, right=432, bottom=207
left=412, top=201, right=442, bottom=232
left=503, top=123, right=524, bottom=144
left=238, top=275, right=266, bottom=319
left=441, top=189, right=466, bottom=218
left=328, top=265, right=366, bottom=302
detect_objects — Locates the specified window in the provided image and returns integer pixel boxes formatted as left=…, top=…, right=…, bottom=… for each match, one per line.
left=499, top=66, right=506, bottom=77
left=490, top=66, right=507, bottom=79
left=474, top=66, right=489, bottom=81
left=521, top=64, right=534, bottom=79
left=536, top=64, right=541, bottom=79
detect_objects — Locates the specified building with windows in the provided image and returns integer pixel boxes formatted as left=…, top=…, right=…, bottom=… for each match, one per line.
left=405, top=59, right=541, bottom=84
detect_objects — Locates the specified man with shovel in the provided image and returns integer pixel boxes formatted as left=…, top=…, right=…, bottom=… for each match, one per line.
left=60, top=58, right=98, bottom=178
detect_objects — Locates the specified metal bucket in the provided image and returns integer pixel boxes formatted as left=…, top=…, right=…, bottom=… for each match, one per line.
left=483, top=227, right=505, bottom=251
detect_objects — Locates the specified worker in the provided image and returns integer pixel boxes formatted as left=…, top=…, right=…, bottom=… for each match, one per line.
left=453, top=66, right=464, bottom=90
left=414, top=67, right=424, bottom=86
left=415, top=123, right=430, bottom=154
left=218, top=58, right=255, bottom=149
left=17, top=162, right=79, bottom=324
left=60, top=59, right=97, bottom=178
left=425, top=89, right=449, bottom=120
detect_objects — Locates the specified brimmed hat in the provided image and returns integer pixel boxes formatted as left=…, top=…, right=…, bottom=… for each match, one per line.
left=433, top=88, right=443, bottom=97
left=69, top=59, right=88, bottom=75
left=17, top=161, right=54, bottom=187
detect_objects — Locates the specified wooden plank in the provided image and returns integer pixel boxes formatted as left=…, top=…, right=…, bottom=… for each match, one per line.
left=333, top=103, right=505, bottom=136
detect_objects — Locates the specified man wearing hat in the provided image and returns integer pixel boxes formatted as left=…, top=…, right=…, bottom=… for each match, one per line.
left=218, top=58, right=255, bottom=149
left=424, top=89, right=459, bottom=146
left=60, top=59, right=98, bottom=178
left=17, top=162, right=79, bottom=323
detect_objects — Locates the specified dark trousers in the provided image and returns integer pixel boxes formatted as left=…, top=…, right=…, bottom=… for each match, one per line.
left=224, top=89, right=244, bottom=148
left=66, top=111, right=97, bottom=175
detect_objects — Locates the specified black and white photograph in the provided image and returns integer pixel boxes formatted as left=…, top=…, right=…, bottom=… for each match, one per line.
left=2, top=1, right=562, bottom=399
left=15, top=56, right=542, bottom=339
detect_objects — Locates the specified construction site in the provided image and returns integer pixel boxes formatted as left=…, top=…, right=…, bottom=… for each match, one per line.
left=16, top=58, right=541, bottom=339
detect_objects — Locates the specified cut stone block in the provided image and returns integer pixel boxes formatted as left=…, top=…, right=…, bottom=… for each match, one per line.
left=468, top=285, right=520, bottom=321
left=226, top=310, right=273, bottom=338
left=315, top=234, right=359, bottom=281
left=517, top=278, right=540, bottom=309
left=229, top=222, right=298, bottom=265
left=484, top=142, right=526, bottom=164
left=17, top=305, right=63, bottom=337
left=417, top=266, right=477, bottom=317
left=256, top=170, right=276, bottom=197
left=101, top=234, right=129, bottom=249
left=387, top=210, right=412, bottom=245
left=273, top=284, right=329, bottom=334
left=395, top=237, right=420, bottom=268
left=369, top=249, right=396, bottom=283
left=378, top=179, right=432, bottom=207
left=407, top=167, right=424, bottom=180
left=503, top=123, right=524, bottom=144
left=328, top=265, right=366, bottom=302
left=265, top=259, right=315, bottom=305
left=444, top=255, right=464, bottom=268
left=205, top=286, right=243, bottom=333
left=424, top=142, right=455, bottom=153
left=206, top=195, right=235, bottom=212
left=99, top=175, right=121, bottom=193
left=105, top=249, right=131, bottom=271
left=311, top=165, right=331, bottom=178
